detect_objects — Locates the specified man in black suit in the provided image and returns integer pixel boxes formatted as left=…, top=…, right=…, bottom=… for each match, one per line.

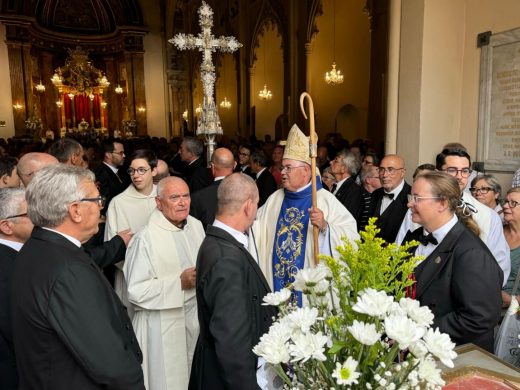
left=368, top=154, right=411, bottom=243
left=180, top=137, right=210, bottom=193
left=94, top=139, right=127, bottom=215
left=189, top=173, right=276, bottom=390
left=235, top=144, right=255, bottom=178
left=0, top=188, right=33, bottom=389
left=12, top=164, right=144, bottom=389
left=250, top=149, right=277, bottom=207
left=330, top=149, right=363, bottom=228
left=190, top=147, right=236, bottom=229
left=402, top=171, right=502, bottom=351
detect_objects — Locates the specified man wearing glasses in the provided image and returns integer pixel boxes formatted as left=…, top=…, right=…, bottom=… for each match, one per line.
left=250, top=125, right=359, bottom=303
left=0, top=188, right=33, bottom=389
left=11, top=165, right=145, bottom=389
left=367, top=154, right=411, bottom=243
left=435, top=148, right=510, bottom=285
left=105, top=149, right=158, bottom=317
left=95, top=139, right=128, bottom=215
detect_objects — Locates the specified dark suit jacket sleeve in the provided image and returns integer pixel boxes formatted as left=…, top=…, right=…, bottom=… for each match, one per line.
left=48, top=262, right=144, bottom=389
left=433, top=246, right=502, bottom=344
left=200, top=251, right=258, bottom=389
left=84, top=235, right=126, bottom=268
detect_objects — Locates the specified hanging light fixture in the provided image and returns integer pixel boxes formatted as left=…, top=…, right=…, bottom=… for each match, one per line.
left=35, top=80, right=46, bottom=93
left=219, top=59, right=232, bottom=109
left=325, top=0, right=344, bottom=85
left=258, top=39, right=272, bottom=101
left=114, top=84, right=123, bottom=95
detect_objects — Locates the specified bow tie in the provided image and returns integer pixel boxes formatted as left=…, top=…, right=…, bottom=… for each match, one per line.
left=417, top=233, right=438, bottom=246
left=384, top=192, right=395, bottom=200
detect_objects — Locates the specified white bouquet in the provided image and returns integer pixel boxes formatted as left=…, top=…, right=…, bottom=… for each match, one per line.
left=254, top=219, right=457, bottom=389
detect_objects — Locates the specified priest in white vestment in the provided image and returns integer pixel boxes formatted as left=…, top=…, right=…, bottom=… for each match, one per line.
left=124, top=176, right=205, bottom=390
left=105, top=150, right=158, bottom=314
left=249, top=125, right=360, bottom=302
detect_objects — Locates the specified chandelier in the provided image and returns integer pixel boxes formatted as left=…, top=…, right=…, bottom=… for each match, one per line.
left=114, top=84, right=123, bottom=94
left=220, top=97, right=231, bottom=109
left=325, top=0, right=344, bottom=85
left=35, top=80, right=46, bottom=93
left=258, top=37, right=272, bottom=101
left=51, top=46, right=110, bottom=96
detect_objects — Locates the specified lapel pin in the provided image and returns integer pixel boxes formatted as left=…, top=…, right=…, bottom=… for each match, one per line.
left=434, top=256, right=441, bottom=264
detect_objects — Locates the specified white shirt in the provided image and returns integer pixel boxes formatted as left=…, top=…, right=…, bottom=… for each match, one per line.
left=0, top=238, right=23, bottom=251
left=256, top=167, right=267, bottom=180
left=103, top=161, right=118, bottom=174
left=213, top=219, right=249, bottom=250
left=42, top=227, right=81, bottom=247
left=333, top=177, right=348, bottom=195
left=380, top=179, right=405, bottom=214
left=415, top=215, right=458, bottom=260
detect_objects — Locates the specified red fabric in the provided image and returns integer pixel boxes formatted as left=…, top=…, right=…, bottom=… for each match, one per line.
left=406, top=273, right=416, bottom=299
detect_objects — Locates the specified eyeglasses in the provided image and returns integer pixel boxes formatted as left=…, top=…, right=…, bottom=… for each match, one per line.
left=442, top=167, right=472, bottom=178
left=5, top=212, right=28, bottom=219
left=502, top=199, right=520, bottom=209
left=127, top=167, right=151, bottom=176
left=79, top=196, right=106, bottom=207
left=469, top=186, right=494, bottom=195
left=407, top=194, right=443, bottom=204
left=281, top=165, right=307, bottom=173
left=111, top=151, right=125, bottom=156
left=378, top=167, right=404, bottom=176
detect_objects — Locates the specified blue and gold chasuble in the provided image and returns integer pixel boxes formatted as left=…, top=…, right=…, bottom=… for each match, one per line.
left=272, top=179, right=323, bottom=306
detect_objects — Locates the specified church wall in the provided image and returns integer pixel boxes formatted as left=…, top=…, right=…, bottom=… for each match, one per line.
left=141, top=0, right=169, bottom=139
left=310, top=0, right=370, bottom=143
left=0, top=23, right=14, bottom=139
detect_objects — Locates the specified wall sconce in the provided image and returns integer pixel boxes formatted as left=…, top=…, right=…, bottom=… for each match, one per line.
left=35, top=80, right=46, bottom=93
left=56, top=101, right=63, bottom=108
left=12, top=103, right=23, bottom=110
left=100, top=102, right=108, bottom=109
left=137, top=106, right=146, bottom=113
left=114, top=84, right=123, bottom=95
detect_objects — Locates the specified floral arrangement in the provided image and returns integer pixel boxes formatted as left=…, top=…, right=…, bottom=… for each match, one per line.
left=253, top=219, right=457, bottom=389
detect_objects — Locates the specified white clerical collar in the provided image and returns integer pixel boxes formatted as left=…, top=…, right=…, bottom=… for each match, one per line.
left=428, top=214, right=458, bottom=244
left=0, top=238, right=23, bottom=251
left=294, top=181, right=312, bottom=193
left=386, top=179, right=405, bottom=197
left=256, top=167, right=267, bottom=179
left=213, top=219, right=249, bottom=249
left=103, top=161, right=118, bottom=174
left=214, top=176, right=225, bottom=181
left=41, top=227, right=81, bottom=248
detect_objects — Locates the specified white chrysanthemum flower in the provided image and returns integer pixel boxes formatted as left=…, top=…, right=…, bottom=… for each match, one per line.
left=353, top=288, right=394, bottom=317
left=267, top=321, right=292, bottom=342
left=313, top=279, right=330, bottom=294
left=289, top=331, right=328, bottom=362
left=253, top=332, right=290, bottom=364
left=285, top=307, right=319, bottom=333
left=399, top=298, right=434, bottom=327
left=293, top=264, right=331, bottom=291
left=408, top=340, right=428, bottom=358
left=347, top=320, right=382, bottom=346
left=387, top=301, right=407, bottom=317
left=417, top=356, right=445, bottom=387
left=384, top=315, right=425, bottom=350
left=262, top=288, right=292, bottom=306
left=331, top=356, right=360, bottom=386
left=422, top=328, right=457, bottom=368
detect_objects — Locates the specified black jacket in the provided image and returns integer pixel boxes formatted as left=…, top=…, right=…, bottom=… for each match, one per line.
left=334, top=176, right=363, bottom=228
left=368, top=182, right=411, bottom=243
left=189, top=225, right=276, bottom=390
left=403, top=221, right=503, bottom=352
left=94, top=163, right=127, bottom=215
left=0, top=243, right=18, bottom=389
left=184, top=158, right=210, bottom=193
left=11, top=228, right=144, bottom=389
left=255, top=169, right=278, bottom=207
left=190, top=180, right=221, bottom=229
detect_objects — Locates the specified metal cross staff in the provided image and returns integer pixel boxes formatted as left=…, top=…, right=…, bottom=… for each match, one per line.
left=169, top=1, right=242, bottom=165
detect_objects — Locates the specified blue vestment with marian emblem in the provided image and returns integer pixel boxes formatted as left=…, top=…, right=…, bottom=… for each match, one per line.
left=272, top=179, right=323, bottom=306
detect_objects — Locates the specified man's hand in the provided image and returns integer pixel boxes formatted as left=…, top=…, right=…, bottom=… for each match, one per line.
left=308, top=207, right=327, bottom=231
left=117, top=229, right=133, bottom=246
left=181, top=267, right=196, bottom=290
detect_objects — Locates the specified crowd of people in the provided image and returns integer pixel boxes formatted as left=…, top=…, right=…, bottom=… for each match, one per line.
left=0, top=129, right=519, bottom=389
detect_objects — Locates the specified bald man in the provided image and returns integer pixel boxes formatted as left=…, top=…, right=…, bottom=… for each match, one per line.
left=17, top=152, right=58, bottom=186
left=367, top=154, right=411, bottom=243
left=189, top=148, right=236, bottom=229
left=124, top=176, right=205, bottom=390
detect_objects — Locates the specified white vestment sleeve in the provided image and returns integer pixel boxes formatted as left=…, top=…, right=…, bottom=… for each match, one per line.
left=124, top=234, right=184, bottom=310
left=485, top=211, right=511, bottom=286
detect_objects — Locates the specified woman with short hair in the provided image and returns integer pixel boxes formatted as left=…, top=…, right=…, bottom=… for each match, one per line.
left=470, top=174, right=502, bottom=218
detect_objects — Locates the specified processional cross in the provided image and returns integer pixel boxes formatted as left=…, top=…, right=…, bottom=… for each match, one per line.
left=169, top=1, right=242, bottom=165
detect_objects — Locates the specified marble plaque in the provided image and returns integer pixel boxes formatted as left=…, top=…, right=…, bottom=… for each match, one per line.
left=478, top=27, right=520, bottom=171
